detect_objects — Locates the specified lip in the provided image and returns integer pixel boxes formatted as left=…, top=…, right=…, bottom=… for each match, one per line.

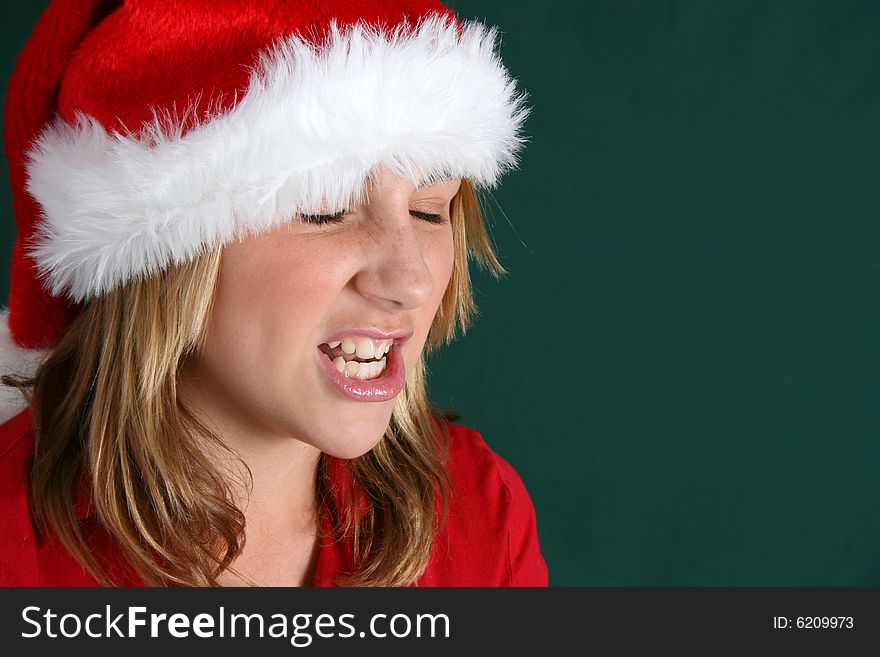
left=320, top=327, right=414, bottom=344
left=315, top=338, right=408, bottom=403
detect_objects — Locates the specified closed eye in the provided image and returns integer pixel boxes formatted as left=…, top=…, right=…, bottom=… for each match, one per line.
left=409, top=210, right=445, bottom=224
left=300, top=210, right=445, bottom=225
left=300, top=211, right=346, bottom=225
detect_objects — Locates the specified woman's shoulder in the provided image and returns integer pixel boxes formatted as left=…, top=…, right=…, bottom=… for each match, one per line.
left=0, top=406, right=35, bottom=500
left=0, top=406, right=38, bottom=585
left=0, top=406, right=35, bottom=530
left=419, top=420, right=549, bottom=587
left=442, top=421, right=537, bottom=509
left=0, top=405, right=112, bottom=586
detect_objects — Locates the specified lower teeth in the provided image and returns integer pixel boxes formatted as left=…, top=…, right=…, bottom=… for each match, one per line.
left=331, top=355, right=387, bottom=380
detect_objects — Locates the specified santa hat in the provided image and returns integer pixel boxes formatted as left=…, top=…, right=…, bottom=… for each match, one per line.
left=0, top=0, right=527, bottom=421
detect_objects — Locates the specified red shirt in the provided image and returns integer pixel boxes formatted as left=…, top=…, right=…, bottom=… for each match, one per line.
left=0, top=407, right=548, bottom=586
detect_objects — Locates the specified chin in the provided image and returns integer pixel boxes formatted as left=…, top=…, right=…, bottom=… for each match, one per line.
left=305, top=411, right=393, bottom=460
left=318, top=432, right=387, bottom=460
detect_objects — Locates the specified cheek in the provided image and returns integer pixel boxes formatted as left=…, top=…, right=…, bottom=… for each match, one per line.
left=412, top=229, right=455, bottom=343
left=428, top=228, right=455, bottom=307
left=205, top=237, right=346, bottom=371
left=432, top=230, right=456, bottom=292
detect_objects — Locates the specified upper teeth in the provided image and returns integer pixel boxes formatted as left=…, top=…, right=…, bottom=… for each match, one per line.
left=336, top=337, right=393, bottom=359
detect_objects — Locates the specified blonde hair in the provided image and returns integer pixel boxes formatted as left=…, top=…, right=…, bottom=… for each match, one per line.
left=8, top=179, right=504, bottom=586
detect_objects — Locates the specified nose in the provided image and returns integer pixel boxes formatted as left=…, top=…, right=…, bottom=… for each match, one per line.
left=354, top=214, right=435, bottom=311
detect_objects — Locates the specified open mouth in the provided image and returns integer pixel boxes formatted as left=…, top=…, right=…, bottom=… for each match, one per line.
left=317, top=336, right=394, bottom=381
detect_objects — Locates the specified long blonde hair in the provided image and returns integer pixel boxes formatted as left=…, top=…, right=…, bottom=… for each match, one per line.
left=6, top=179, right=504, bottom=586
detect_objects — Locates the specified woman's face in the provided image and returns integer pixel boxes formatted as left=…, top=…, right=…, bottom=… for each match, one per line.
left=183, top=168, right=459, bottom=458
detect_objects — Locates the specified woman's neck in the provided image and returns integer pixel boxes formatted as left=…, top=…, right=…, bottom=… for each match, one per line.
left=178, top=373, right=323, bottom=585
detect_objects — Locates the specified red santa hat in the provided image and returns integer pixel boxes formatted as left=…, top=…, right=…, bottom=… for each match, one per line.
left=0, top=0, right=527, bottom=420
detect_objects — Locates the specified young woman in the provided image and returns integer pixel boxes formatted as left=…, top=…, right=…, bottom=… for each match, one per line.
left=0, top=0, right=547, bottom=587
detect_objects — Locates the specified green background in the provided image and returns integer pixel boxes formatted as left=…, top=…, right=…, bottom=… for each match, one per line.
left=3, top=1, right=879, bottom=586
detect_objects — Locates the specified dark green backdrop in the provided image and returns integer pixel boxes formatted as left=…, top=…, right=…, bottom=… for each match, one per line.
left=3, top=1, right=879, bottom=586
